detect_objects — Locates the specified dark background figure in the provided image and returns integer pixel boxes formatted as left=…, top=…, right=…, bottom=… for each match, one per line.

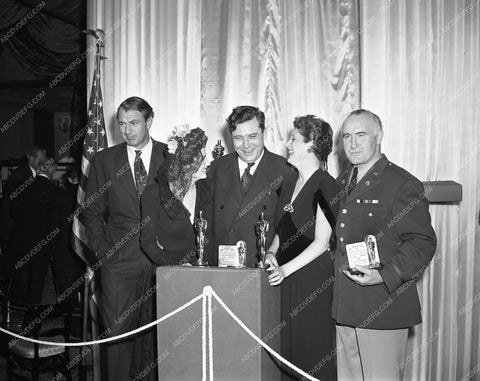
left=51, top=167, right=85, bottom=299
left=0, top=147, right=46, bottom=270
left=81, top=97, right=167, bottom=381
left=265, top=115, right=339, bottom=381
left=7, top=157, right=58, bottom=305
left=208, top=105, right=292, bottom=267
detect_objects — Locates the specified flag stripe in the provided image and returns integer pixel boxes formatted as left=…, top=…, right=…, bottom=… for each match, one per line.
left=72, top=51, right=107, bottom=329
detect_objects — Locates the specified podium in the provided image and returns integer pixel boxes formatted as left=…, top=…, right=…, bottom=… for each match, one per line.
left=156, top=266, right=282, bottom=380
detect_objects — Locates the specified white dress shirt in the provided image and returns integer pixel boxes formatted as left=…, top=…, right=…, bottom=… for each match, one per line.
left=237, top=149, right=264, bottom=179
left=126, top=138, right=153, bottom=181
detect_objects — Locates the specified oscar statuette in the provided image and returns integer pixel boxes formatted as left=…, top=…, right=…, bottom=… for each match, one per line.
left=194, top=210, right=208, bottom=266
left=255, top=212, right=269, bottom=269
left=212, top=140, right=225, bottom=160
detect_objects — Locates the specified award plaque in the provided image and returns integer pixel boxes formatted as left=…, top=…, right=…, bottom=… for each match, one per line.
left=218, top=241, right=247, bottom=268
left=345, top=235, right=382, bottom=274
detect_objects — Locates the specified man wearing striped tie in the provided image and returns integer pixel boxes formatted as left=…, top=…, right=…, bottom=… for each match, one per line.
left=82, top=97, right=167, bottom=381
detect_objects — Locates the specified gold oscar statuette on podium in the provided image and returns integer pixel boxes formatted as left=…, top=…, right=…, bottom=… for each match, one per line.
left=194, top=210, right=208, bottom=266
left=255, top=212, right=269, bottom=269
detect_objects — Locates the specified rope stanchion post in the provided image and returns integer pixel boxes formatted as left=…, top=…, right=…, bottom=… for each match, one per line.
left=202, top=285, right=214, bottom=381
left=209, top=288, right=320, bottom=381
left=207, top=288, right=213, bottom=381
left=202, top=291, right=207, bottom=381
left=1, top=285, right=320, bottom=381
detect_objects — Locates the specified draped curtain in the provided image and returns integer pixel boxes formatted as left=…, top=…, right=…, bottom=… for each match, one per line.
left=88, top=0, right=480, bottom=380
left=87, top=0, right=202, bottom=144
left=91, top=0, right=358, bottom=173
left=360, top=1, right=480, bottom=380
left=0, top=0, right=82, bottom=77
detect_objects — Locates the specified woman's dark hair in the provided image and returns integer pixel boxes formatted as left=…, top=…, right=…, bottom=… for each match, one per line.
left=117, top=96, right=154, bottom=120
left=166, top=127, right=207, bottom=200
left=293, top=115, right=333, bottom=167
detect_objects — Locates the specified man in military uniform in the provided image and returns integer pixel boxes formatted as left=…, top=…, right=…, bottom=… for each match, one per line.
left=332, top=109, right=437, bottom=381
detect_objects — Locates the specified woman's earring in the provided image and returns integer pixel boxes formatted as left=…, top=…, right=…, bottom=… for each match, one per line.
left=307, top=145, right=314, bottom=153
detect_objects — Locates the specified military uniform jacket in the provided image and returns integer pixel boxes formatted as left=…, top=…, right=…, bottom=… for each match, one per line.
left=208, top=149, right=292, bottom=267
left=332, top=155, right=437, bottom=329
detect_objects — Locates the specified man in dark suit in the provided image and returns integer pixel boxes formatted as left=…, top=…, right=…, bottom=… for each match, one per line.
left=208, top=105, right=291, bottom=267
left=0, top=146, right=46, bottom=262
left=82, top=97, right=167, bottom=381
left=8, top=157, right=57, bottom=305
left=332, top=109, right=437, bottom=381
left=51, top=167, right=85, bottom=298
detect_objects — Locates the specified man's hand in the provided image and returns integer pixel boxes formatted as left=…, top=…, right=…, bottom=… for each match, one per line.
left=343, top=265, right=383, bottom=286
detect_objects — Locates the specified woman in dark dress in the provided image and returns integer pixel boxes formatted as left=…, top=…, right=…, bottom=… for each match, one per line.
left=265, top=115, right=339, bottom=381
left=130, top=126, right=212, bottom=380
left=140, top=126, right=212, bottom=266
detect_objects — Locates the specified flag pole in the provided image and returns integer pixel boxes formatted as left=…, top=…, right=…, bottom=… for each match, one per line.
left=76, top=28, right=107, bottom=381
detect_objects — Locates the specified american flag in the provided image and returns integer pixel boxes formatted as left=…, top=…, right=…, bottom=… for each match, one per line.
left=72, top=50, right=106, bottom=284
left=72, top=50, right=106, bottom=379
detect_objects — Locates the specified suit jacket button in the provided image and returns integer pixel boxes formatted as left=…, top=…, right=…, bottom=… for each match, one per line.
left=340, top=223, right=345, bottom=228
left=263, top=205, right=267, bottom=210
left=342, top=209, right=347, bottom=214
left=340, top=237, right=344, bottom=242
left=220, top=205, right=224, bottom=209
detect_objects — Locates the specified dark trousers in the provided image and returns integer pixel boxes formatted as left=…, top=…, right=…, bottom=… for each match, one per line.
left=100, top=260, right=152, bottom=381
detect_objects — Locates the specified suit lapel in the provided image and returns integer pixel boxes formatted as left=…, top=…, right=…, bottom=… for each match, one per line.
left=234, top=150, right=274, bottom=221
left=147, top=140, right=166, bottom=187
left=194, top=180, right=210, bottom=218
left=218, top=155, right=243, bottom=203
left=115, top=143, right=139, bottom=202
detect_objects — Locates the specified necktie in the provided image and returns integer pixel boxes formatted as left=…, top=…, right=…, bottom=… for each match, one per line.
left=134, top=150, right=147, bottom=197
left=348, top=166, right=358, bottom=195
left=241, top=162, right=255, bottom=195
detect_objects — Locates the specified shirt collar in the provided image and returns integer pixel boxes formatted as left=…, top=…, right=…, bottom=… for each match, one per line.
left=126, top=137, right=153, bottom=157
left=237, top=149, right=265, bottom=175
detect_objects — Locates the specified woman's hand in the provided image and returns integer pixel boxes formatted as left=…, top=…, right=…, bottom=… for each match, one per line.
left=265, top=252, right=285, bottom=286
left=265, top=251, right=278, bottom=270
left=268, top=265, right=286, bottom=286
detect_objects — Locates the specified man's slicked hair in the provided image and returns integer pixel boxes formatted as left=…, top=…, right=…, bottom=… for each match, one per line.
left=117, top=96, right=154, bottom=121
left=226, top=105, right=265, bottom=133
left=27, top=146, right=46, bottom=159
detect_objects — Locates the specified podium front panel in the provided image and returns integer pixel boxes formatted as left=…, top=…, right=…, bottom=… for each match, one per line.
left=155, top=266, right=281, bottom=381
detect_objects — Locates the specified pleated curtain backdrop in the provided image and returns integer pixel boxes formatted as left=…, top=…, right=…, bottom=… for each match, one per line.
left=88, top=0, right=358, bottom=172
left=87, top=0, right=202, bottom=144
left=87, top=0, right=480, bottom=380
left=361, top=0, right=480, bottom=380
